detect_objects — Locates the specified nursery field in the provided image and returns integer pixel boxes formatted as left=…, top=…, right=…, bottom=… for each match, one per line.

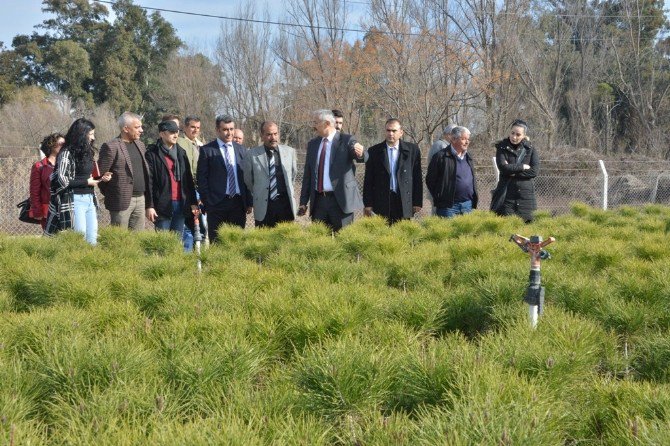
left=1, top=205, right=670, bottom=445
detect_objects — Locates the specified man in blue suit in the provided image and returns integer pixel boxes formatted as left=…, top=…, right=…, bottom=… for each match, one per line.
left=196, top=115, right=251, bottom=242
left=298, top=109, right=367, bottom=231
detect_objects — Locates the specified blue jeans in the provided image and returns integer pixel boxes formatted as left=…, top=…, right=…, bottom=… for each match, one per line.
left=182, top=212, right=207, bottom=252
left=155, top=200, right=185, bottom=233
left=73, top=193, right=98, bottom=245
left=436, top=200, right=473, bottom=218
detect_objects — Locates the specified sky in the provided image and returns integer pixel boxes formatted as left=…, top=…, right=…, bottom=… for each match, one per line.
left=0, top=0, right=368, bottom=54
left=1, top=0, right=668, bottom=52
left=0, top=0, right=274, bottom=53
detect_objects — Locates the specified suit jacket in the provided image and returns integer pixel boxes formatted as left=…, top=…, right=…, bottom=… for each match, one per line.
left=98, top=137, right=152, bottom=212
left=363, top=140, right=423, bottom=218
left=243, top=144, right=297, bottom=222
left=299, top=131, right=367, bottom=215
left=177, top=135, right=202, bottom=185
left=196, top=139, right=251, bottom=211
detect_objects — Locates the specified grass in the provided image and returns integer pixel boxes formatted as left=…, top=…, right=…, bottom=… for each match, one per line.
left=1, top=205, right=670, bottom=444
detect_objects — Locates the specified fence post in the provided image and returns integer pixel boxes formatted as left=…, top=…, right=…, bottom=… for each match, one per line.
left=598, top=160, right=608, bottom=210
left=650, top=172, right=670, bottom=203
left=492, top=156, right=499, bottom=183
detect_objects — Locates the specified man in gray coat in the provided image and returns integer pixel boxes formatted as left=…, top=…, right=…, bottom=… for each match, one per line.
left=298, top=109, right=367, bottom=231
left=243, top=121, right=297, bottom=228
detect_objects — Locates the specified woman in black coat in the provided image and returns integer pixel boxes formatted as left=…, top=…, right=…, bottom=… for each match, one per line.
left=493, top=120, right=539, bottom=222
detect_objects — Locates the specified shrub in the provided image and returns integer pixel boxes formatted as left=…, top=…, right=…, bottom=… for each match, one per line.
left=2, top=205, right=670, bottom=443
left=631, top=333, right=670, bottom=383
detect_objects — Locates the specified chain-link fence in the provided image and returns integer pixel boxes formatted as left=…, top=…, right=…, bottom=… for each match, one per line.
left=3, top=155, right=670, bottom=236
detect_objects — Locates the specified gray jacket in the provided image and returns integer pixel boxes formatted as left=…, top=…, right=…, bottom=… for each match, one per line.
left=299, top=132, right=367, bottom=215
left=243, top=144, right=298, bottom=222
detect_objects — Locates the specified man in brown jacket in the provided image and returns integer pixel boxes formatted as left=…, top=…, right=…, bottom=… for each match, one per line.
left=98, top=112, right=153, bottom=230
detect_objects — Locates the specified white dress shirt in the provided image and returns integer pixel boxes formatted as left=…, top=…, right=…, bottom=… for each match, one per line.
left=217, top=138, right=240, bottom=195
left=387, top=145, right=400, bottom=192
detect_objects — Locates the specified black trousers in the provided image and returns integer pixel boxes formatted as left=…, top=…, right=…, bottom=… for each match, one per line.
left=207, top=195, right=246, bottom=242
left=312, top=192, right=353, bottom=232
left=256, top=194, right=294, bottom=228
left=501, top=198, right=535, bottom=223
left=387, top=190, right=404, bottom=225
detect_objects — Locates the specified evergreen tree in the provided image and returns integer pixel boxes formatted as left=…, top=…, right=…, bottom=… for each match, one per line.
left=4, top=0, right=182, bottom=122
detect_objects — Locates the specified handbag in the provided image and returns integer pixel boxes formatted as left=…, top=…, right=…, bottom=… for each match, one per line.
left=17, top=198, right=41, bottom=224
left=490, top=146, right=528, bottom=214
left=490, top=179, right=509, bottom=213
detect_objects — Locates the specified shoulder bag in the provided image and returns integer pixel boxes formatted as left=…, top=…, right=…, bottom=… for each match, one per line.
left=18, top=198, right=40, bottom=224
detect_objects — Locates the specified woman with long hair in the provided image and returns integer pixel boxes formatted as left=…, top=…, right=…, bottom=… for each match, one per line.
left=491, top=119, right=540, bottom=223
left=30, top=133, right=65, bottom=229
left=44, top=118, right=112, bottom=244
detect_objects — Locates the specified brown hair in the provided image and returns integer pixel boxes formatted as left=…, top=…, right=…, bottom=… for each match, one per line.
left=39, top=133, right=65, bottom=157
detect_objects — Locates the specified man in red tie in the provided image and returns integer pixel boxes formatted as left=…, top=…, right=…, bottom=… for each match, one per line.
left=298, top=109, right=367, bottom=231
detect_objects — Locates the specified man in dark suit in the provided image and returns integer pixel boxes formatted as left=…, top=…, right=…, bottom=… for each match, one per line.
left=363, top=118, right=423, bottom=224
left=298, top=109, right=367, bottom=231
left=196, top=115, right=251, bottom=242
left=332, top=109, right=344, bottom=131
left=98, top=112, right=153, bottom=231
left=233, top=128, right=246, bottom=149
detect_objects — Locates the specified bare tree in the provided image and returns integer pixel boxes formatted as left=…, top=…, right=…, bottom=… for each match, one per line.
left=506, top=10, right=575, bottom=151
left=154, top=49, right=224, bottom=141
left=609, top=0, right=670, bottom=155
left=215, top=4, right=280, bottom=146
left=274, top=0, right=371, bottom=144
left=362, top=0, right=479, bottom=147
left=0, top=87, right=71, bottom=153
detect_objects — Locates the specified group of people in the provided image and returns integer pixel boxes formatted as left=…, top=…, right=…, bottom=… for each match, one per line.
left=30, top=119, right=112, bottom=245
left=28, top=109, right=539, bottom=246
left=426, top=119, right=539, bottom=222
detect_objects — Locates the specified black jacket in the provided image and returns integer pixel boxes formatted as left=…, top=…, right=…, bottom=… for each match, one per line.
left=425, top=146, right=478, bottom=209
left=145, top=141, right=198, bottom=219
left=363, top=140, right=423, bottom=218
left=196, top=140, right=252, bottom=212
left=495, top=139, right=539, bottom=205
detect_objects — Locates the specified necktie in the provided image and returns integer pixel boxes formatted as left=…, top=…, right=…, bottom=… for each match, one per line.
left=269, top=150, right=278, bottom=200
left=317, top=138, right=328, bottom=192
left=389, top=147, right=397, bottom=192
left=224, top=144, right=237, bottom=195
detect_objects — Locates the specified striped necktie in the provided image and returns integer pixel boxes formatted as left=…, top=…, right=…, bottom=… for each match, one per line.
left=269, top=150, right=278, bottom=200
left=224, top=143, right=237, bottom=195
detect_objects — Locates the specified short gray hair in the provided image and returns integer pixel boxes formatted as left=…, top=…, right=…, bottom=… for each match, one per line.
left=118, top=112, right=142, bottom=130
left=451, top=126, right=470, bottom=139
left=442, top=124, right=456, bottom=137
left=313, top=109, right=335, bottom=126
